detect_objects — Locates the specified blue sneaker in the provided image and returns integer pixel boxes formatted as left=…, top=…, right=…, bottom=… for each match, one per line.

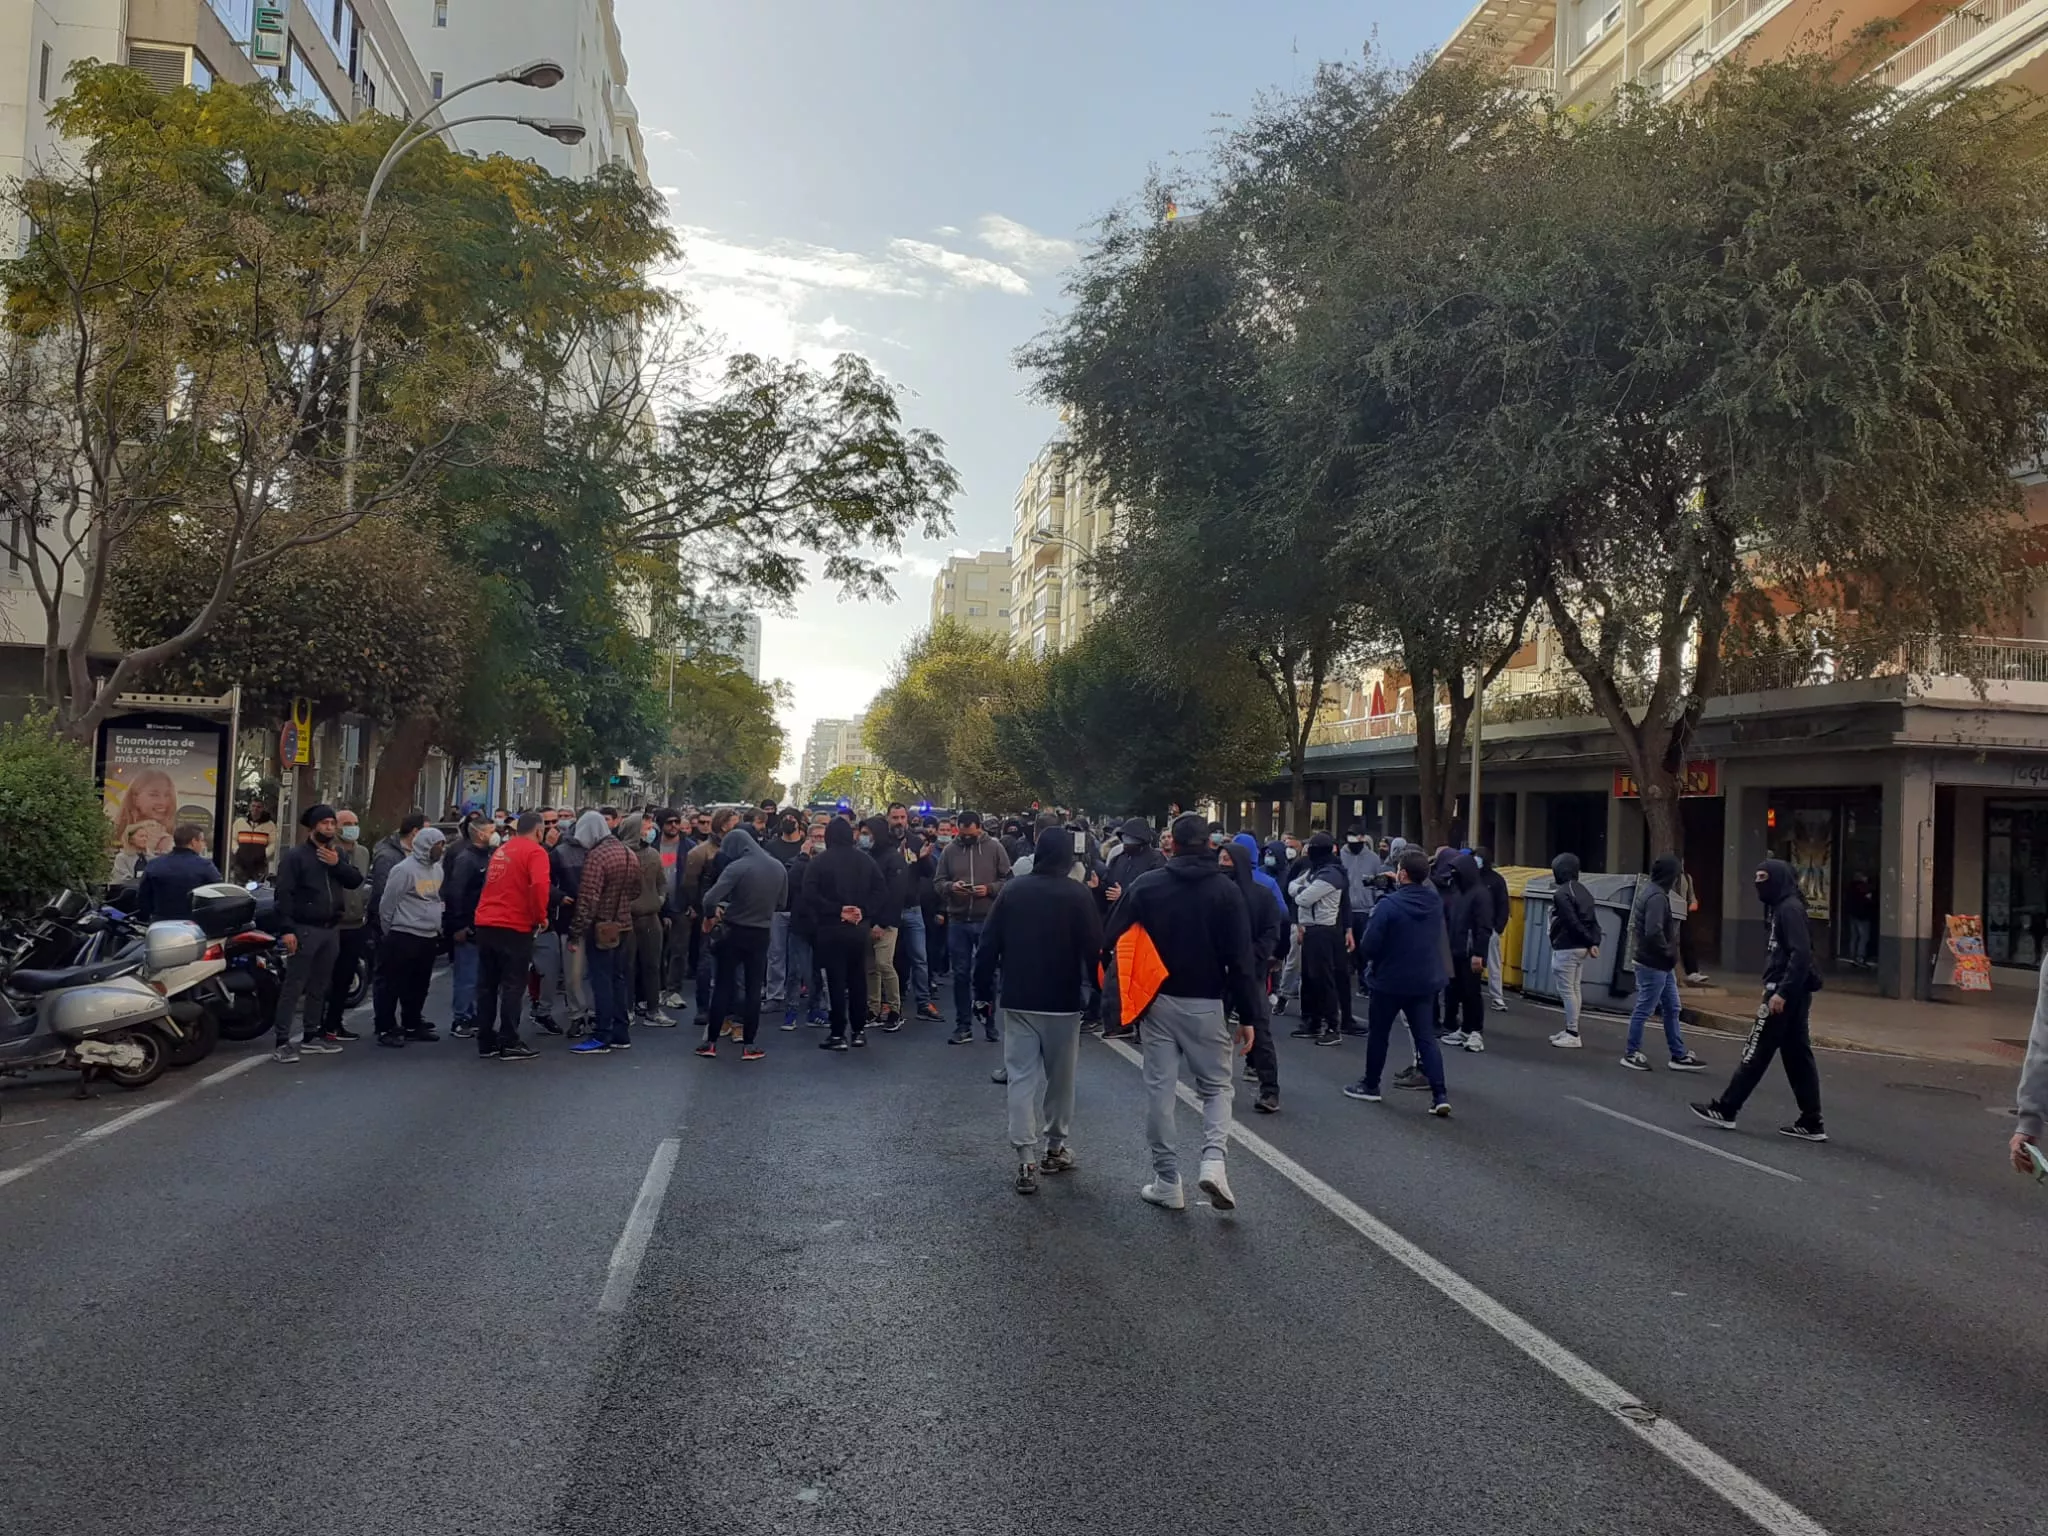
left=571, top=1037, right=612, bottom=1055
left=806, top=1009, right=829, bottom=1028
left=781, top=1008, right=799, bottom=1032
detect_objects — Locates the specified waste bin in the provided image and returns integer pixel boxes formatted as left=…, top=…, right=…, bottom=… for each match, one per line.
left=1519, top=872, right=1642, bottom=1008
left=1496, top=867, right=1547, bottom=989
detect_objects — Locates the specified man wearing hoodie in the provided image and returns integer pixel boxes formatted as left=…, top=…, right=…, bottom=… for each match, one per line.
left=684, top=809, right=739, bottom=1029
left=974, top=826, right=1105, bottom=1194
left=1340, top=825, right=1382, bottom=994
left=1622, top=855, right=1706, bottom=1072
left=1692, top=860, right=1825, bottom=1139
left=1105, top=814, right=1261, bottom=1212
left=1437, top=853, right=1493, bottom=1053
left=1221, top=837, right=1283, bottom=1114
left=861, top=815, right=911, bottom=1029
left=694, top=825, right=788, bottom=1060
left=800, top=817, right=886, bottom=1048
left=1104, top=818, right=1165, bottom=903
left=937, top=812, right=1012, bottom=1042
left=1344, top=847, right=1453, bottom=1115
left=760, top=812, right=806, bottom=1019
left=1289, top=833, right=1351, bottom=1049
left=368, top=812, right=428, bottom=933
left=569, top=810, right=640, bottom=1054
left=373, top=824, right=446, bottom=1046
left=1546, top=852, right=1603, bottom=1049
left=2008, top=963, right=2048, bottom=1176
left=620, top=812, right=673, bottom=1027
left=442, top=817, right=495, bottom=1039
left=1474, top=847, right=1512, bottom=1013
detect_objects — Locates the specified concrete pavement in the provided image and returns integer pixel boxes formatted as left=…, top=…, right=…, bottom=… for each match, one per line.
left=2, top=972, right=2045, bottom=1535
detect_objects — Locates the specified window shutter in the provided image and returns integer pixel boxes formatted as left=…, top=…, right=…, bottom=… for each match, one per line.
left=126, top=45, right=188, bottom=93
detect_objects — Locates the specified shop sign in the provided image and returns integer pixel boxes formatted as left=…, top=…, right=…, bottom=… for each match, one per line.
left=1614, top=761, right=1719, bottom=799
left=2013, top=761, right=2048, bottom=788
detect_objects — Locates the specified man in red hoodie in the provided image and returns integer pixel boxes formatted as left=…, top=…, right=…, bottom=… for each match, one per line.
left=472, top=810, right=551, bottom=1062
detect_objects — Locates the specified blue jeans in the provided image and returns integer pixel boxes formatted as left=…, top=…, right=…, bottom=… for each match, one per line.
left=694, top=942, right=718, bottom=1019
left=897, top=907, right=933, bottom=1007
left=1365, top=990, right=1446, bottom=1102
left=1626, top=966, right=1686, bottom=1058
left=785, top=926, right=815, bottom=1015
left=948, top=920, right=985, bottom=1029
left=589, top=941, right=631, bottom=1045
left=450, top=937, right=479, bottom=1022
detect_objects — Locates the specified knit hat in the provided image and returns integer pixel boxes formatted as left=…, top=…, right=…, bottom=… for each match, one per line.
left=300, top=803, right=337, bottom=828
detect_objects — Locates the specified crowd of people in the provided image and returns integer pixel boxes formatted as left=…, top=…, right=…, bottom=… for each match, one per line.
left=217, top=794, right=1837, bottom=1207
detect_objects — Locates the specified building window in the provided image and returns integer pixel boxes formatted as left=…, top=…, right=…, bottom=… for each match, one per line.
left=434, top=0, right=448, bottom=25
left=967, top=604, right=985, bottom=617
left=191, top=51, right=214, bottom=90
left=38, top=43, right=51, bottom=102
left=430, top=71, right=444, bottom=100
left=1987, top=801, right=2048, bottom=969
left=282, top=44, right=340, bottom=119
left=207, top=0, right=255, bottom=49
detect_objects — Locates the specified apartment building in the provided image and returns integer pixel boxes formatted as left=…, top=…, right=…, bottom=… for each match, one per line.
left=1246, top=1, right=2048, bottom=1009
left=1008, top=435, right=1116, bottom=658
left=389, top=0, right=646, bottom=182
left=929, top=551, right=1014, bottom=639
left=799, top=716, right=871, bottom=796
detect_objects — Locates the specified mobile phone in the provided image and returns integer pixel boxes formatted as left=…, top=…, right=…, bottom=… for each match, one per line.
left=2027, top=1143, right=2048, bottom=1184
left=1073, top=830, right=1085, bottom=855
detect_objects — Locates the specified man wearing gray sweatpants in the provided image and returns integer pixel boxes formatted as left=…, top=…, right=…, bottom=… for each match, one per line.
left=1106, top=814, right=1262, bottom=1213
left=975, top=826, right=1105, bottom=1194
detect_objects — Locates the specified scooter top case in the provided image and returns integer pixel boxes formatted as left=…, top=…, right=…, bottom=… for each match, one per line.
left=188, top=883, right=257, bottom=940
left=41, top=976, right=169, bottom=1040
left=144, top=921, right=207, bottom=973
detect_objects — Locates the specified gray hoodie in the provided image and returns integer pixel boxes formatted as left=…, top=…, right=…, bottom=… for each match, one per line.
left=377, top=826, right=447, bottom=939
left=700, top=825, right=786, bottom=930
left=2016, top=963, right=2048, bottom=1140
left=1339, top=839, right=1383, bottom=913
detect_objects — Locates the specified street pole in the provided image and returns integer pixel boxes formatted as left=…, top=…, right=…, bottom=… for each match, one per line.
left=1469, top=673, right=1484, bottom=850
left=341, top=62, right=579, bottom=520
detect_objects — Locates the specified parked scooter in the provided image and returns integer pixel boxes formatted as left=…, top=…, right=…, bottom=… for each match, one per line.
left=0, top=920, right=204, bottom=1112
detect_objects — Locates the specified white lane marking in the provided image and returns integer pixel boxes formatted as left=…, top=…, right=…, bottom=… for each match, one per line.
left=1101, top=1037, right=1830, bottom=1536
left=1566, top=1097, right=1802, bottom=1184
left=0, top=1050, right=272, bottom=1193
left=598, top=1136, right=681, bottom=1314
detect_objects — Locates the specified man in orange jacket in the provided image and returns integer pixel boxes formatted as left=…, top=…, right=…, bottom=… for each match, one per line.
left=472, top=810, right=551, bottom=1062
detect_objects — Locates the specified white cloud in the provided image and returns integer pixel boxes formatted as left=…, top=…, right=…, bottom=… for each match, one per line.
left=648, top=128, right=676, bottom=142
left=975, top=214, right=1079, bottom=276
left=935, top=224, right=962, bottom=237
left=887, top=238, right=1031, bottom=296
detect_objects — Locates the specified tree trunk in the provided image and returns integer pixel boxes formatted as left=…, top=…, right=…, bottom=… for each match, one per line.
left=1286, top=731, right=1309, bottom=835
left=367, top=714, right=435, bottom=835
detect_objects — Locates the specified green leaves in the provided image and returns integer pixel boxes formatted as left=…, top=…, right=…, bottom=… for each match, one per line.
left=0, top=712, right=108, bottom=918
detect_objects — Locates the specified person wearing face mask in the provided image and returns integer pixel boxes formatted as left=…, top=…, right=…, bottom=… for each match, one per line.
left=373, top=825, right=446, bottom=1046
left=315, top=808, right=376, bottom=1044
left=858, top=815, right=911, bottom=1030
left=1339, top=825, right=1383, bottom=997
left=780, top=820, right=828, bottom=1030
left=269, top=804, right=365, bottom=1064
left=1473, top=847, right=1512, bottom=1013
left=621, top=813, right=674, bottom=1027
left=937, top=812, right=1013, bottom=1043
left=761, top=813, right=806, bottom=1024
left=442, top=815, right=496, bottom=1039
left=1692, top=859, right=1822, bottom=1140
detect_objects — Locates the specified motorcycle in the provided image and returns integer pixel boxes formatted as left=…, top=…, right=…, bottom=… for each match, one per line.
left=0, top=920, right=202, bottom=1111
left=190, top=885, right=285, bottom=1044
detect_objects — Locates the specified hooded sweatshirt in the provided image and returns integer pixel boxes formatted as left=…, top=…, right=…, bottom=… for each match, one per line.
left=1548, top=852, right=1603, bottom=950
left=378, top=827, right=447, bottom=939
left=862, top=816, right=911, bottom=928
left=1445, top=853, right=1492, bottom=962
left=1631, top=855, right=1682, bottom=973
left=701, top=825, right=787, bottom=931
left=619, top=814, right=668, bottom=920
left=1221, top=838, right=1282, bottom=968
left=1232, top=833, right=1289, bottom=927
left=1339, top=836, right=1383, bottom=916
left=571, top=809, right=638, bottom=940
left=1105, top=818, right=1166, bottom=896
left=972, top=827, right=1105, bottom=1013
left=1290, top=836, right=1347, bottom=928
left=1361, top=875, right=1453, bottom=997
left=2015, top=965, right=2048, bottom=1140
left=1756, top=858, right=1815, bottom=997
left=1104, top=844, right=1261, bottom=1021
left=802, top=817, right=886, bottom=934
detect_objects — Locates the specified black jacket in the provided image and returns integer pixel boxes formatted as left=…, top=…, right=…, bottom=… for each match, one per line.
left=274, top=838, right=364, bottom=933
left=443, top=836, right=493, bottom=936
left=800, top=821, right=886, bottom=936
left=1632, top=856, right=1682, bottom=973
left=1444, top=854, right=1491, bottom=962
left=1548, top=853, right=1603, bottom=950
left=787, top=851, right=817, bottom=937
left=974, top=830, right=1105, bottom=1013
left=1757, top=858, right=1817, bottom=997
left=549, top=838, right=586, bottom=934
left=1106, top=841, right=1166, bottom=901
left=763, top=833, right=803, bottom=911
left=1220, top=838, right=1281, bottom=969
left=136, top=847, right=222, bottom=920
left=1104, top=850, right=1260, bottom=1021
left=864, top=819, right=911, bottom=928
left=1479, top=864, right=1511, bottom=935
left=368, top=832, right=409, bottom=927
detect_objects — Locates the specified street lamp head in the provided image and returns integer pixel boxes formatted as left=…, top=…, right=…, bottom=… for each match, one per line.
left=505, top=59, right=565, bottom=89
left=524, top=118, right=586, bottom=145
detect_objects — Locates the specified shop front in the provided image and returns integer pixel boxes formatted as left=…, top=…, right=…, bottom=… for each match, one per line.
left=1762, top=788, right=1884, bottom=974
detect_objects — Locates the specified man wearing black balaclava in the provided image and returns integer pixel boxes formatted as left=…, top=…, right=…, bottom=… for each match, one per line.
left=1692, top=859, right=1825, bottom=1141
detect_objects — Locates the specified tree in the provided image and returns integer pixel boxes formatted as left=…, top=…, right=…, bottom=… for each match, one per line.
left=863, top=621, right=1037, bottom=805
left=649, top=657, right=785, bottom=808
left=0, top=712, right=107, bottom=917
left=0, top=67, right=674, bottom=742
left=811, top=761, right=918, bottom=812
left=1402, top=52, right=2048, bottom=855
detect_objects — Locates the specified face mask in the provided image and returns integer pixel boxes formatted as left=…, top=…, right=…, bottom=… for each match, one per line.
left=643, top=827, right=658, bottom=844
left=1347, top=839, right=1363, bottom=850
left=857, top=834, right=874, bottom=850
left=342, top=826, right=361, bottom=842
left=314, top=829, right=335, bottom=844
left=489, top=832, right=503, bottom=848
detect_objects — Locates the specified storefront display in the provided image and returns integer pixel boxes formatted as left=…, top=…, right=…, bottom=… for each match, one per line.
left=1985, top=800, right=2048, bottom=969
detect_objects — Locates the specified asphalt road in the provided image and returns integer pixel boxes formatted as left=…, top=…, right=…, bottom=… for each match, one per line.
left=3, top=970, right=2045, bottom=1536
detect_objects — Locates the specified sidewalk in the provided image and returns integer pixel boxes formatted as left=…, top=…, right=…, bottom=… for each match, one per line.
left=1674, top=972, right=2043, bottom=1068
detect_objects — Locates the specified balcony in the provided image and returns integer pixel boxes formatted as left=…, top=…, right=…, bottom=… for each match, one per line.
left=1703, top=0, right=1790, bottom=53
left=1508, top=63, right=1556, bottom=94
left=1870, top=0, right=2048, bottom=93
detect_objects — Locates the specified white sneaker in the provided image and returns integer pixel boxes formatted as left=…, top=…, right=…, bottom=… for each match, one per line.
left=1549, top=1030, right=1583, bottom=1049
left=1620, top=1050, right=1651, bottom=1071
left=1462, top=1034, right=1485, bottom=1053
left=1140, top=1178, right=1186, bottom=1211
left=1490, top=999, right=1509, bottom=1012
left=1439, top=1029, right=1469, bottom=1047
left=1197, top=1159, right=1236, bottom=1210
left=1685, top=972, right=1710, bottom=986
left=660, top=991, right=685, bottom=1009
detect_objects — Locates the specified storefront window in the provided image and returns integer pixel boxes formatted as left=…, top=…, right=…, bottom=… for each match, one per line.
left=1986, top=801, right=2048, bottom=969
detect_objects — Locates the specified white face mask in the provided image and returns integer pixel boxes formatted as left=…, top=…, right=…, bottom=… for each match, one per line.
left=341, top=825, right=361, bottom=842
left=488, top=832, right=503, bottom=848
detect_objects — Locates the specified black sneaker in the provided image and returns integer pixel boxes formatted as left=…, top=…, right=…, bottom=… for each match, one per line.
left=375, top=1033, right=406, bottom=1049
left=1255, top=1092, right=1280, bottom=1114
left=497, top=1043, right=539, bottom=1062
left=1340, top=1024, right=1369, bottom=1037
left=851, top=1030, right=868, bottom=1048
left=948, top=1029, right=973, bottom=1045
left=1102, top=1024, right=1136, bottom=1041
left=1315, top=1028, right=1341, bottom=1048
left=1778, top=1122, right=1827, bottom=1143
left=1015, top=1162, right=1039, bottom=1195
left=1393, top=1067, right=1430, bottom=1091
left=1288, top=1025, right=1318, bottom=1040
left=451, top=1021, right=477, bottom=1040
left=820, top=1037, right=849, bottom=1052
left=534, top=1014, right=564, bottom=1036
left=403, top=1027, right=440, bottom=1043
left=1690, top=1102, right=1738, bottom=1130
left=330, top=1026, right=362, bottom=1042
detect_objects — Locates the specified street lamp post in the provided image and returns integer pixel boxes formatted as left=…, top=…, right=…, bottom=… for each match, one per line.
left=340, top=60, right=583, bottom=519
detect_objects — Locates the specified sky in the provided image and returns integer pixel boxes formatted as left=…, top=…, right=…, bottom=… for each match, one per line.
left=614, top=0, right=1448, bottom=787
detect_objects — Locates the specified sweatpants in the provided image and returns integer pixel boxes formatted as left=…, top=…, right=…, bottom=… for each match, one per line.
left=815, top=925, right=866, bottom=1040
left=631, top=913, right=664, bottom=1012
left=1553, top=946, right=1589, bottom=1034
left=1003, top=1007, right=1081, bottom=1163
left=474, top=926, right=534, bottom=1055
left=1486, top=930, right=1506, bottom=1008
left=274, top=924, right=341, bottom=1047
left=1366, top=990, right=1448, bottom=1102
left=765, top=910, right=790, bottom=1007
left=1714, top=988, right=1823, bottom=1128
left=707, top=923, right=772, bottom=1044
left=1140, top=993, right=1234, bottom=1185
left=1299, top=924, right=1347, bottom=1027
left=1443, top=963, right=1485, bottom=1035
left=372, top=929, right=437, bottom=1037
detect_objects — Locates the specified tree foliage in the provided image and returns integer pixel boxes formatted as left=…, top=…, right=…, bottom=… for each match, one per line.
left=863, top=621, right=1037, bottom=806
left=0, top=712, right=108, bottom=916
left=650, top=657, right=785, bottom=808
